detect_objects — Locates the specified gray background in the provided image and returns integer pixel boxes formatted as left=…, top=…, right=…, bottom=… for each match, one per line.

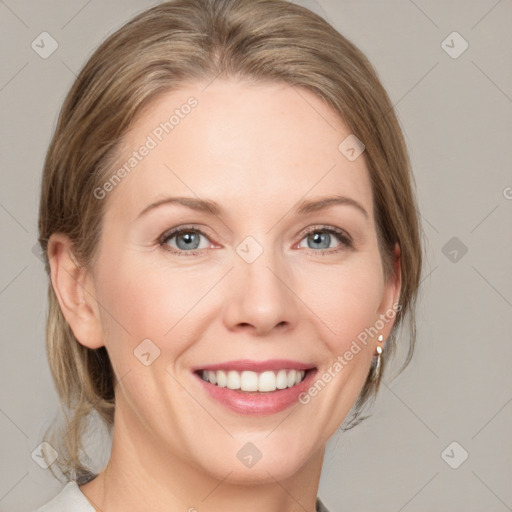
left=1, top=0, right=511, bottom=511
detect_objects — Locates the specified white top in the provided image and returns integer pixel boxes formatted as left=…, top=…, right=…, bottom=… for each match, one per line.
left=32, top=481, right=95, bottom=512
left=32, top=480, right=330, bottom=512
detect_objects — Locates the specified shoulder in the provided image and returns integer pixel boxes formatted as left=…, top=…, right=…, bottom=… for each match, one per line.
left=30, top=481, right=95, bottom=512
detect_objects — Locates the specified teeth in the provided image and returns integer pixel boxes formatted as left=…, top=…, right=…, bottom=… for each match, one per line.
left=241, top=371, right=259, bottom=391
left=258, top=371, right=276, bottom=392
left=227, top=370, right=241, bottom=390
left=276, top=369, right=288, bottom=389
left=216, top=370, right=226, bottom=387
left=200, top=369, right=307, bottom=392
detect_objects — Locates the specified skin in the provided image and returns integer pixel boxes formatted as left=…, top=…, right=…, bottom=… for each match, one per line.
left=49, top=79, right=401, bottom=512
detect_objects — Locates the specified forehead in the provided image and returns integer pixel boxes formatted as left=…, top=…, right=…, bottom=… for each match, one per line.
left=104, top=79, right=373, bottom=223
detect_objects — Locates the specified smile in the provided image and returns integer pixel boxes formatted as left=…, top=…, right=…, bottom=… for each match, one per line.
left=198, top=369, right=308, bottom=393
left=192, top=359, right=317, bottom=414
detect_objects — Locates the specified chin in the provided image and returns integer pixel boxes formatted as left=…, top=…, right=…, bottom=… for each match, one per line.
left=190, top=433, right=320, bottom=485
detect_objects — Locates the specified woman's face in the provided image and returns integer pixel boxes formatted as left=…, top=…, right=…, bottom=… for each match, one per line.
left=81, top=79, right=400, bottom=483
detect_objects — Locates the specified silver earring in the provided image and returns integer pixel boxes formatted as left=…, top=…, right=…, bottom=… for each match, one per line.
left=374, top=334, right=383, bottom=377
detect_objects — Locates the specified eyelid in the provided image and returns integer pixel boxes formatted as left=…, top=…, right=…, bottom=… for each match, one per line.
left=296, top=224, right=352, bottom=244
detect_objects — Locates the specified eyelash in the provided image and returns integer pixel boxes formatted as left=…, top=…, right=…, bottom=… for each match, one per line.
left=158, top=224, right=353, bottom=257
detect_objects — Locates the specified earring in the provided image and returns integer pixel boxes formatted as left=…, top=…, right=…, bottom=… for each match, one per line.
left=374, top=334, right=383, bottom=377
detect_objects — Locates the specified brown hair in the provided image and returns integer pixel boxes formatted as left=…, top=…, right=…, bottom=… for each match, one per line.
left=38, top=0, right=423, bottom=484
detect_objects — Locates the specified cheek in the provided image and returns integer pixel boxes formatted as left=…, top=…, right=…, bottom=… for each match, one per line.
left=93, top=252, right=229, bottom=373
left=295, top=252, right=385, bottom=351
left=93, top=255, right=191, bottom=364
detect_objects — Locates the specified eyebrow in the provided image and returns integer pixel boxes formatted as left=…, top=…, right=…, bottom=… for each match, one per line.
left=136, top=194, right=369, bottom=220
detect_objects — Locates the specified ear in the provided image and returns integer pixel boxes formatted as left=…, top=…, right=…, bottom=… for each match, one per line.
left=47, top=233, right=104, bottom=349
left=376, top=242, right=402, bottom=342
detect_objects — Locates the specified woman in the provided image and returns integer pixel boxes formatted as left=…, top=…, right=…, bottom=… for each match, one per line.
left=34, top=0, right=423, bottom=510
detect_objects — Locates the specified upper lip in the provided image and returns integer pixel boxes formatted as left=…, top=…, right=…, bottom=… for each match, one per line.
left=193, top=359, right=316, bottom=373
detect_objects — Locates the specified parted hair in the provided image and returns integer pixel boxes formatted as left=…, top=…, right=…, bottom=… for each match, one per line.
left=38, top=0, right=423, bottom=484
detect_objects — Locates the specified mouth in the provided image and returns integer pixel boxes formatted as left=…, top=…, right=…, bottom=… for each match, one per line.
left=191, top=359, right=318, bottom=414
left=194, top=367, right=314, bottom=394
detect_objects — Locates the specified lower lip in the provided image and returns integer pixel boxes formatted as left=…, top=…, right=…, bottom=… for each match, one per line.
left=193, top=369, right=317, bottom=415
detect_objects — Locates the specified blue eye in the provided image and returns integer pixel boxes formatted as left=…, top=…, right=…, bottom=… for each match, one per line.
left=159, top=225, right=352, bottom=256
left=160, top=226, right=211, bottom=255
left=298, top=227, right=352, bottom=254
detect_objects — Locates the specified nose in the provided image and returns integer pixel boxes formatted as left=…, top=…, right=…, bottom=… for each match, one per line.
left=222, top=245, right=299, bottom=336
